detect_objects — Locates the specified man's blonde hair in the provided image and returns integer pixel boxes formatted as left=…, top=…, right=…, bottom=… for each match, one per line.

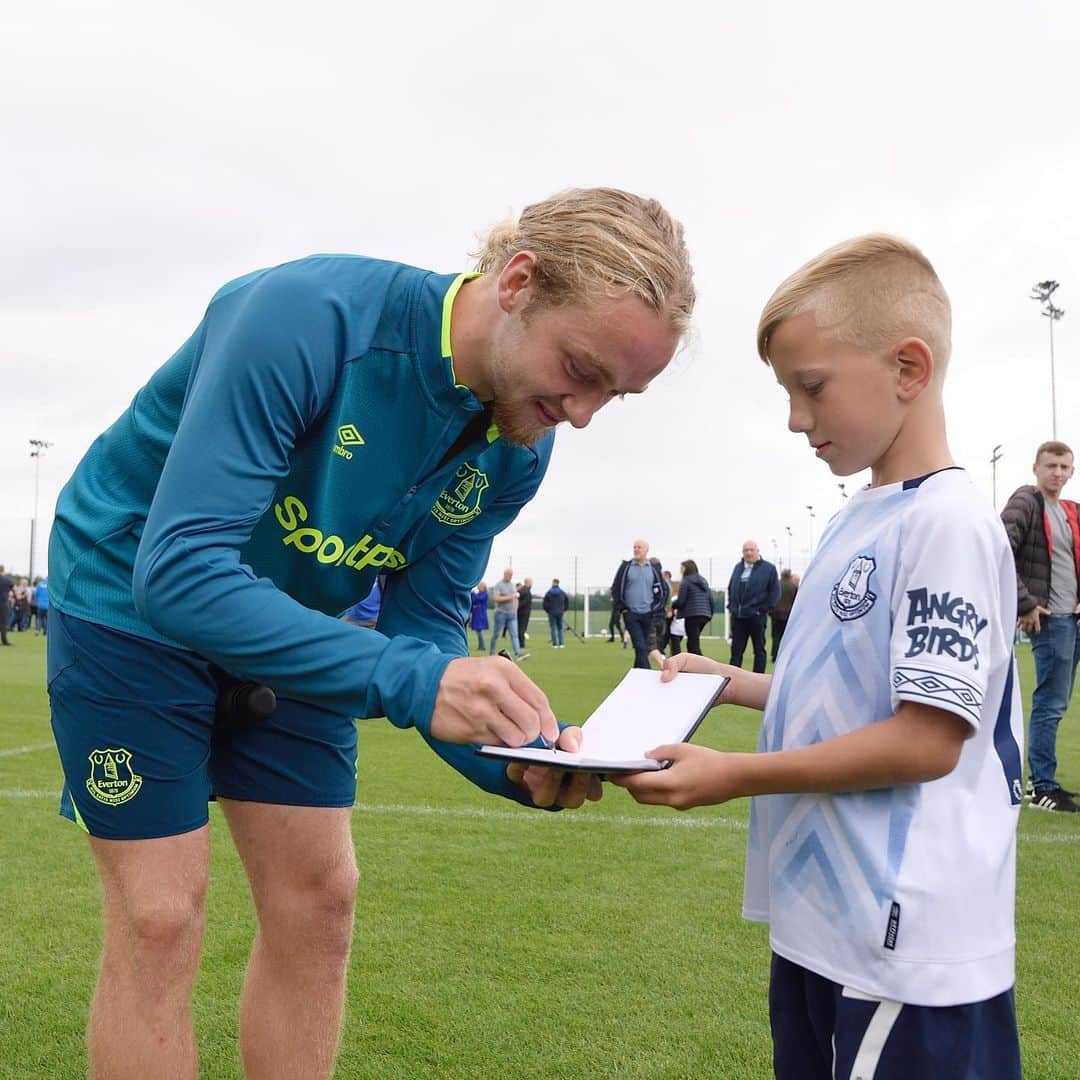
left=756, top=234, right=951, bottom=371
left=474, top=188, right=695, bottom=333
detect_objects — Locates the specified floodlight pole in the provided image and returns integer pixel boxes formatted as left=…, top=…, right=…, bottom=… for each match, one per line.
left=573, top=554, right=579, bottom=634
left=806, top=505, right=816, bottom=556
left=1030, top=281, right=1065, bottom=439
left=990, top=444, right=1003, bottom=508
left=29, top=439, right=53, bottom=582
left=785, top=525, right=792, bottom=570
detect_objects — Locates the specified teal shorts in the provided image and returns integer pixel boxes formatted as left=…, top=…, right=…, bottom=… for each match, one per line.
left=47, top=609, right=358, bottom=840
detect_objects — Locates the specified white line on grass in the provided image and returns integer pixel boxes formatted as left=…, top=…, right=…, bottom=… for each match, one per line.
left=1, top=788, right=1078, bottom=843
left=0, top=743, right=54, bottom=758
left=353, top=801, right=748, bottom=832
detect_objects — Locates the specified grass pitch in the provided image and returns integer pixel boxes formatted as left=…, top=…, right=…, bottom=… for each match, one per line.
left=1, top=630, right=1077, bottom=1078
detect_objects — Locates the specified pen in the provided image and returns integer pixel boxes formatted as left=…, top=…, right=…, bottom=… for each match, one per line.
left=498, top=649, right=557, bottom=750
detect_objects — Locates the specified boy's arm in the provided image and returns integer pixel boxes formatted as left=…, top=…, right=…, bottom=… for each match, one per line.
left=613, top=701, right=967, bottom=809
left=658, top=653, right=771, bottom=711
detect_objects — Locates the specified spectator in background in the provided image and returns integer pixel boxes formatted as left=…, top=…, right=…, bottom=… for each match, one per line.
left=612, top=539, right=669, bottom=669
left=341, top=579, right=383, bottom=629
left=517, top=577, right=534, bottom=647
left=667, top=572, right=683, bottom=655
left=542, top=578, right=568, bottom=647
left=607, top=607, right=627, bottom=647
left=648, top=557, right=669, bottom=664
left=469, top=582, right=490, bottom=652
left=489, top=567, right=526, bottom=660
left=0, top=565, right=12, bottom=646
left=672, top=559, right=713, bottom=656
left=34, top=578, right=49, bottom=636
left=14, top=579, right=31, bottom=632
left=668, top=610, right=685, bottom=655
left=770, top=569, right=799, bottom=662
left=1001, top=439, right=1080, bottom=812
left=727, top=540, right=780, bottom=673
left=660, top=569, right=675, bottom=653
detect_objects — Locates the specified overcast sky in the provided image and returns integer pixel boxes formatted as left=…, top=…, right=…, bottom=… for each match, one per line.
left=5, top=0, right=1080, bottom=595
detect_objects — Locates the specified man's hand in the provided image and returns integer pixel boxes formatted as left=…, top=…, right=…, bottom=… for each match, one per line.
left=430, top=656, right=558, bottom=747
left=609, top=743, right=741, bottom=810
left=1018, top=605, right=1050, bottom=634
left=506, top=726, right=603, bottom=808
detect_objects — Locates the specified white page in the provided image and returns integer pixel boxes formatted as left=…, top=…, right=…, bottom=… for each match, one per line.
left=476, top=669, right=727, bottom=772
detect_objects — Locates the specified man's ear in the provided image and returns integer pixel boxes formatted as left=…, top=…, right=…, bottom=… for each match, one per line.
left=893, top=337, right=934, bottom=401
left=496, top=251, right=539, bottom=314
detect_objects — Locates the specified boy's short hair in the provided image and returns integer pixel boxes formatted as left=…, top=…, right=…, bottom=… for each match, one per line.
left=474, top=187, right=695, bottom=334
left=1035, top=440, right=1073, bottom=463
left=756, top=234, right=951, bottom=373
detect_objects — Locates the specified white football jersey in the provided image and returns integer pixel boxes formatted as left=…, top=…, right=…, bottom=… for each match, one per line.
left=743, top=468, right=1023, bottom=1006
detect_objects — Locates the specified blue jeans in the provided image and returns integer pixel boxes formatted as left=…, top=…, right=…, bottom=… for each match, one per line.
left=548, top=613, right=564, bottom=646
left=624, top=611, right=654, bottom=669
left=1028, top=614, right=1080, bottom=789
left=489, top=609, right=521, bottom=655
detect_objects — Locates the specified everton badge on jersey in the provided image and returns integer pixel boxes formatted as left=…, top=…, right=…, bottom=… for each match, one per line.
left=830, top=555, right=877, bottom=621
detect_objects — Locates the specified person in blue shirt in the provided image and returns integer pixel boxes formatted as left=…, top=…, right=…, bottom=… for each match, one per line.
left=33, top=578, right=48, bottom=635
left=342, top=578, right=383, bottom=628
left=469, top=581, right=490, bottom=651
left=46, top=186, right=695, bottom=1079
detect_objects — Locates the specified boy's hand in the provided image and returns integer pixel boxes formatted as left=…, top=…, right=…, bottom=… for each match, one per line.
left=610, top=743, right=745, bottom=809
left=431, top=656, right=559, bottom=747
left=659, top=653, right=770, bottom=710
left=506, top=726, right=604, bottom=808
left=658, top=652, right=729, bottom=682
left=1018, top=605, right=1050, bottom=634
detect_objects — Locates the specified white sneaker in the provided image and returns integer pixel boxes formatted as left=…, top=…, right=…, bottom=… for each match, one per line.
left=517, top=652, right=530, bottom=661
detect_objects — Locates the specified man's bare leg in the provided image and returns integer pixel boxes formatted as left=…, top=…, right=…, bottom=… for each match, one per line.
left=220, top=801, right=358, bottom=1080
left=87, top=827, right=210, bottom=1080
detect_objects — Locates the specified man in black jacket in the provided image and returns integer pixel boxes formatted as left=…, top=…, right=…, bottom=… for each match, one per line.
left=516, top=578, right=534, bottom=648
left=1001, top=440, right=1080, bottom=813
left=541, top=579, right=568, bottom=647
left=611, top=540, right=669, bottom=669
left=727, top=540, right=780, bottom=673
left=0, top=565, right=12, bottom=646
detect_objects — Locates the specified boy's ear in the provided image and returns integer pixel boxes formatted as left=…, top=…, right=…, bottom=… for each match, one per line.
left=893, top=337, right=934, bottom=401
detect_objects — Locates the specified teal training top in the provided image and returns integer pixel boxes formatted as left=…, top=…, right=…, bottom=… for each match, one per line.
left=49, top=256, right=554, bottom=802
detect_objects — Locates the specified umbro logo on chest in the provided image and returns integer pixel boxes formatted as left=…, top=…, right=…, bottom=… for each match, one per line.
left=333, top=424, right=365, bottom=461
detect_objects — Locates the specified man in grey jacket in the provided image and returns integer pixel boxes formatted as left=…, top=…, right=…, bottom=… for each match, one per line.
left=1002, top=440, right=1080, bottom=812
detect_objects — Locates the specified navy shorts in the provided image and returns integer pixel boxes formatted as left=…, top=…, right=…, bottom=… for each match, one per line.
left=48, top=609, right=358, bottom=840
left=769, top=953, right=1020, bottom=1080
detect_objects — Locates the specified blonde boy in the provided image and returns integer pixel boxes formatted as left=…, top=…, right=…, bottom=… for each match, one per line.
left=616, top=236, right=1022, bottom=1079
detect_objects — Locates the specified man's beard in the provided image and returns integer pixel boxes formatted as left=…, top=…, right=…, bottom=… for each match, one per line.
left=489, top=350, right=550, bottom=447
left=491, top=398, right=549, bottom=447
